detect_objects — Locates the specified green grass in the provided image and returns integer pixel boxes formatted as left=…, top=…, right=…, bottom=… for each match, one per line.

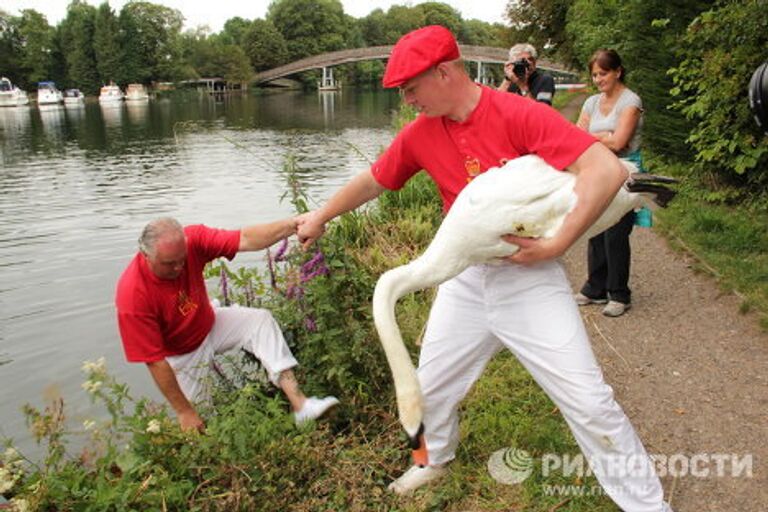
left=651, top=161, right=768, bottom=330
left=7, top=99, right=766, bottom=511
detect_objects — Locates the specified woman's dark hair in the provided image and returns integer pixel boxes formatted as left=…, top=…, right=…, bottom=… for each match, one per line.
left=588, top=49, right=626, bottom=82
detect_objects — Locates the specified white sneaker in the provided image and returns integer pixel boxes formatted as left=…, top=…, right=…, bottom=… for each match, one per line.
left=602, top=300, right=631, bottom=317
left=294, top=396, right=339, bottom=426
left=388, top=464, right=447, bottom=495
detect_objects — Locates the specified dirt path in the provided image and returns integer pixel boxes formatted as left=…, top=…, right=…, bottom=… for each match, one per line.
left=562, top=207, right=768, bottom=511
left=556, top=92, right=766, bottom=510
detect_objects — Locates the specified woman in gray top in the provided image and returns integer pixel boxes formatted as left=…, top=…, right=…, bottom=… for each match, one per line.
left=574, top=49, right=644, bottom=317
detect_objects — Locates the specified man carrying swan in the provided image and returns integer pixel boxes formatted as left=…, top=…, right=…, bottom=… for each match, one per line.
left=297, top=26, right=673, bottom=512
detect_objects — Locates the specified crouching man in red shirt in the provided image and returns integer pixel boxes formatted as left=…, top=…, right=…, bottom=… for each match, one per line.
left=116, top=217, right=338, bottom=432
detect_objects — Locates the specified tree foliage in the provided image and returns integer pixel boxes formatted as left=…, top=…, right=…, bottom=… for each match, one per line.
left=669, top=0, right=768, bottom=196
left=58, top=0, right=100, bottom=94
left=243, top=19, right=289, bottom=72
left=118, top=1, right=184, bottom=83
left=16, top=9, right=54, bottom=85
left=267, top=0, right=350, bottom=60
left=93, top=3, right=122, bottom=86
left=504, top=0, right=575, bottom=65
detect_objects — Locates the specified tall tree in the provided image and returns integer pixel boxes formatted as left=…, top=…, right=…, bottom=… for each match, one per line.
left=415, top=2, right=463, bottom=35
left=16, top=9, right=54, bottom=86
left=358, top=8, right=388, bottom=46
left=566, top=0, right=710, bottom=160
left=243, top=19, right=289, bottom=72
left=0, top=10, right=23, bottom=85
left=381, top=5, right=425, bottom=44
left=93, top=2, right=121, bottom=86
left=459, top=19, right=506, bottom=47
left=218, top=16, right=251, bottom=47
left=504, top=0, right=575, bottom=65
left=58, top=0, right=100, bottom=94
left=118, top=1, right=184, bottom=84
left=267, top=0, right=350, bottom=60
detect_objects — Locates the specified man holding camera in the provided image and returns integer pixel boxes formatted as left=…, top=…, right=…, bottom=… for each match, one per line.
left=497, top=43, right=556, bottom=105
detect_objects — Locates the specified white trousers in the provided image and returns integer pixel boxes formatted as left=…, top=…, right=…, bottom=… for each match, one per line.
left=418, top=261, right=666, bottom=512
left=166, top=306, right=298, bottom=404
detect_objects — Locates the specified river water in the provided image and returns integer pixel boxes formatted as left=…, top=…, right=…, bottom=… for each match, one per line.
left=0, top=89, right=400, bottom=450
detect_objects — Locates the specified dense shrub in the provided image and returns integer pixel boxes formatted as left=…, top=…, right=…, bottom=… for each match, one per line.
left=668, top=0, right=768, bottom=200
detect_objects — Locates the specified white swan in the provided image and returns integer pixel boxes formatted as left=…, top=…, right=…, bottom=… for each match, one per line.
left=372, top=154, right=677, bottom=464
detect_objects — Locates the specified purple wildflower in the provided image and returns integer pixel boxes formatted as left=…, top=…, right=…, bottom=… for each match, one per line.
left=274, top=238, right=289, bottom=262
left=299, top=250, right=330, bottom=283
left=266, top=247, right=277, bottom=290
left=304, top=316, right=317, bottom=332
left=244, top=281, right=254, bottom=307
left=300, top=251, right=325, bottom=274
left=286, top=284, right=304, bottom=300
left=220, top=266, right=230, bottom=306
left=300, top=264, right=330, bottom=283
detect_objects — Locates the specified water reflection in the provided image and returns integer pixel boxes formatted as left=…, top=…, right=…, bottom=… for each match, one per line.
left=100, top=102, right=124, bottom=128
left=319, top=90, right=337, bottom=125
left=0, top=105, right=32, bottom=139
left=126, top=100, right=149, bottom=125
left=38, top=104, right=66, bottom=137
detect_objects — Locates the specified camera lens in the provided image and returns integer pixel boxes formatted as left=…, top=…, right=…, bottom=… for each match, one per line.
left=512, top=59, right=529, bottom=79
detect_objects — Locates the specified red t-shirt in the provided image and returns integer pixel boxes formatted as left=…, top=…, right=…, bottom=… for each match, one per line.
left=115, top=224, right=240, bottom=363
left=371, top=86, right=597, bottom=212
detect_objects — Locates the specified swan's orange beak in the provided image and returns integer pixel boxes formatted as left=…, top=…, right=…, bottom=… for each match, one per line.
left=409, top=423, right=429, bottom=467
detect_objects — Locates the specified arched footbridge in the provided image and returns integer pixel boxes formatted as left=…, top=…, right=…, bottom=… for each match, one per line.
left=253, top=45, right=576, bottom=86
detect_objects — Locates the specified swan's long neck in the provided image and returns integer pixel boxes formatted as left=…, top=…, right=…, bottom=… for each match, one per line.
left=372, top=261, right=436, bottom=438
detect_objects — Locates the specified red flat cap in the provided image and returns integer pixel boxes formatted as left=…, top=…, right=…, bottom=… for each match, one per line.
left=382, top=25, right=460, bottom=88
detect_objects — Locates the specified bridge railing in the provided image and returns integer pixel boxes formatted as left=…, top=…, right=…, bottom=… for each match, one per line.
left=253, top=45, right=575, bottom=85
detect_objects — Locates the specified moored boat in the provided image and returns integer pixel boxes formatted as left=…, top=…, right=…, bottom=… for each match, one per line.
left=125, top=83, right=149, bottom=101
left=63, top=89, right=85, bottom=106
left=37, top=81, right=64, bottom=105
left=0, top=77, right=30, bottom=107
left=99, top=83, right=124, bottom=103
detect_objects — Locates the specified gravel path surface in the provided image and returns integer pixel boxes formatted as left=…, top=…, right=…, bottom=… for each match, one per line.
left=563, top=227, right=768, bottom=511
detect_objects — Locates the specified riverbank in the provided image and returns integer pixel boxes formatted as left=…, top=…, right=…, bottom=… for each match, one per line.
left=3, top=94, right=765, bottom=511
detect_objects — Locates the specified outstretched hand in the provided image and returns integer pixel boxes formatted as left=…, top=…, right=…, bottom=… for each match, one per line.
left=296, top=211, right=326, bottom=250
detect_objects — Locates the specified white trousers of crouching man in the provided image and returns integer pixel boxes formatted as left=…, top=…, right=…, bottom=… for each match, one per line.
left=166, top=306, right=298, bottom=404
left=418, top=261, right=666, bottom=512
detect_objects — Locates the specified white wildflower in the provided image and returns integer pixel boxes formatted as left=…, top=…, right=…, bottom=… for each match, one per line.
left=11, top=497, right=30, bottom=512
left=81, top=357, right=107, bottom=374
left=83, top=419, right=96, bottom=431
left=146, top=419, right=161, bottom=434
left=3, top=447, right=20, bottom=463
left=81, top=380, right=103, bottom=394
left=0, top=466, right=19, bottom=494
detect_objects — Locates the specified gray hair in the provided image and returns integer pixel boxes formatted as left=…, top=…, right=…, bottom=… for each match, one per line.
left=139, top=217, right=184, bottom=256
left=508, top=43, right=538, bottom=63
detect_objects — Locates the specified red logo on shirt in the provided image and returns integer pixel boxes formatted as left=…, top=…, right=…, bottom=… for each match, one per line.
left=465, top=157, right=482, bottom=182
left=177, top=291, right=198, bottom=316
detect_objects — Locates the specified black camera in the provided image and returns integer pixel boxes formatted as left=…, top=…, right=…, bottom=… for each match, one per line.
left=512, top=59, right=531, bottom=79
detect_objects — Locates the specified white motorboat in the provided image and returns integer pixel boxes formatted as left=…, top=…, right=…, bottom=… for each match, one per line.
left=37, top=82, right=64, bottom=105
left=99, top=83, right=124, bottom=103
left=125, top=83, right=149, bottom=101
left=63, top=89, right=85, bottom=106
left=0, top=77, right=30, bottom=107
